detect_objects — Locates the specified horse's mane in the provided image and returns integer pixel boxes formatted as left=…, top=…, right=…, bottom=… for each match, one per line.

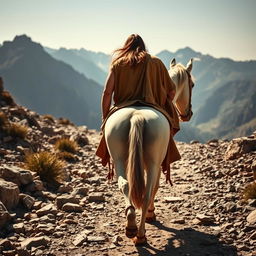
left=169, top=63, right=188, bottom=86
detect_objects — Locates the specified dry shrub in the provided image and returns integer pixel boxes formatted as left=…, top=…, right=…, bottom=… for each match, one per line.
left=57, top=151, right=77, bottom=162
left=5, top=123, right=28, bottom=139
left=24, top=151, right=65, bottom=183
left=243, top=182, right=256, bottom=200
left=1, top=91, right=15, bottom=105
left=43, top=114, right=55, bottom=122
left=55, top=138, right=78, bottom=153
left=58, top=117, right=74, bottom=126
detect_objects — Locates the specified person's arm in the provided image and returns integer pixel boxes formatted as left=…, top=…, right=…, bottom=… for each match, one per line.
left=101, top=70, right=115, bottom=121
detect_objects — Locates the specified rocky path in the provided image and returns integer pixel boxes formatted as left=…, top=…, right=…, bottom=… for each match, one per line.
left=1, top=103, right=256, bottom=256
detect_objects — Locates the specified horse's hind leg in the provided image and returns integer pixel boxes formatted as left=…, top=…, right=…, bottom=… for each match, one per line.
left=105, top=111, right=137, bottom=236
left=136, top=164, right=160, bottom=240
left=146, top=168, right=161, bottom=222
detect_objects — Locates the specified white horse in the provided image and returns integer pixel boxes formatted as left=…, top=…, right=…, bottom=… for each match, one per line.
left=104, top=58, right=194, bottom=245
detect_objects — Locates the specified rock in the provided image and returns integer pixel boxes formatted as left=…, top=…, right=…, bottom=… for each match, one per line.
left=171, top=218, right=185, bottom=224
left=88, top=192, right=105, bottom=203
left=73, top=231, right=91, bottom=246
left=0, top=239, right=15, bottom=250
left=16, top=248, right=30, bottom=256
left=0, top=179, right=20, bottom=210
left=19, top=194, right=35, bottom=209
left=21, top=236, right=50, bottom=250
left=71, top=133, right=89, bottom=146
left=13, top=223, right=25, bottom=233
left=56, top=195, right=79, bottom=209
left=246, top=209, right=256, bottom=224
left=225, top=202, right=237, bottom=212
left=195, top=214, right=215, bottom=225
left=72, top=187, right=89, bottom=196
left=0, top=202, right=11, bottom=227
left=87, top=236, right=106, bottom=243
left=225, top=137, right=256, bottom=160
left=36, top=204, right=57, bottom=217
left=0, top=165, right=33, bottom=186
left=58, top=184, right=73, bottom=193
left=164, top=196, right=184, bottom=203
left=62, top=203, right=83, bottom=212
left=249, top=231, right=256, bottom=240
left=24, top=179, right=44, bottom=192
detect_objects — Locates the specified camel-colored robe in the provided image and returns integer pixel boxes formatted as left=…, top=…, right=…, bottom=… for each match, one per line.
left=96, top=54, right=181, bottom=184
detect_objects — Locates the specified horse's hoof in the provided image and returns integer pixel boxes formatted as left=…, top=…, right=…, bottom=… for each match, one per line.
left=146, top=208, right=156, bottom=223
left=145, top=214, right=156, bottom=223
left=125, top=226, right=138, bottom=238
left=132, top=235, right=147, bottom=246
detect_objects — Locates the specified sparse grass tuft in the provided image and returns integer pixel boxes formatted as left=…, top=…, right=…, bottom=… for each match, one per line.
left=57, top=151, right=77, bottom=162
left=24, top=151, right=65, bottom=183
left=58, top=117, right=74, bottom=126
left=55, top=138, right=78, bottom=153
left=1, top=91, right=15, bottom=105
left=43, top=114, right=55, bottom=122
left=5, top=123, right=28, bottom=139
left=243, top=182, right=256, bottom=200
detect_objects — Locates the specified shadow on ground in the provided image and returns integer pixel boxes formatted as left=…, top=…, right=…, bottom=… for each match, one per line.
left=136, top=221, right=237, bottom=256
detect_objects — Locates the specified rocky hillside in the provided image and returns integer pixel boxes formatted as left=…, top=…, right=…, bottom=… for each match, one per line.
left=195, top=80, right=256, bottom=139
left=0, top=35, right=102, bottom=129
left=1, top=78, right=256, bottom=256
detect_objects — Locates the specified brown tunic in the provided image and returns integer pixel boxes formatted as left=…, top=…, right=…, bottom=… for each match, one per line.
left=96, top=53, right=181, bottom=184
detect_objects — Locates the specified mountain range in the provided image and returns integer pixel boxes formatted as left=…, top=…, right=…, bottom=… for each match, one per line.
left=0, top=35, right=102, bottom=128
left=0, top=35, right=256, bottom=142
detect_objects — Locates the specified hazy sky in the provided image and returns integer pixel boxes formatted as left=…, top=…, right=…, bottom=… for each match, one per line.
left=1, top=0, right=255, bottom=60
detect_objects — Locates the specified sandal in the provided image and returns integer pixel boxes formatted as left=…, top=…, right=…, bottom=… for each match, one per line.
left=125, top=205, right=138, bottom=238
left=145, top=207, right=156, bottom=223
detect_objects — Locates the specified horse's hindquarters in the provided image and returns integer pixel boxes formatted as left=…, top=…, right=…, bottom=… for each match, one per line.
left=104, top=106, right=170, bottom=165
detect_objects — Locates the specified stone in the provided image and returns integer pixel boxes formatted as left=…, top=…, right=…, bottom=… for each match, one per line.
left=62, top=203, right=83, bottom=212
left=249, top=231, right=256, bottom=240
left=36, top=204, right=57, bottom=217
left=164, top=196, right=184, bottom=203
left=56, top=195, right=79, bottom=209
left=225, top=137, right=256, bottom=160
left=88, top=192, right=105, bottom=203
left=0, top=201, right=11, bottom=227
left=0, top=165, right=33, bottom=186
left=72, top=231, right=91, bottom=246
left=19, top=194, right=35, bottom=209
left=24, top=179, right=44, bottom=192
left=171, top=218, right=185, bottom=224
left=13, top=223, right=25, bottom=233
left=195, top=214, right=215, bottom=225
left=0, top=179, right=20, bottom=209
left=247, top=209, right=256, bottom=225
left=58, top=184, right=73, bottom=193
left=87, top=236, right=106, bottom=243
left=21, top=236, right=50, bottom=250
left=0, top=239, right=15, bottom=250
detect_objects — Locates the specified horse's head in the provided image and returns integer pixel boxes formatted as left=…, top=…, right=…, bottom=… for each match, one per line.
left=168, top=58, right=194, bottom=121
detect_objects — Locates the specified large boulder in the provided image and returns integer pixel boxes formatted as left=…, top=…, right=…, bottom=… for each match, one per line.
left=0, top=178, right=20, bottom=209
left=0, top=165, right=33, bottom=186
left=0, top=201, right=11, bottom=227
left=225, top=137, right=256, bottom=160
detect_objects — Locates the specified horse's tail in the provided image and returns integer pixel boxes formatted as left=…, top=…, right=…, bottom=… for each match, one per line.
left=127, top=113, right=145, bottom=209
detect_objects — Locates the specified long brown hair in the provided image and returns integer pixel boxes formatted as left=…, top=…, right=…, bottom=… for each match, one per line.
left=111, top=34, right=147, bottom=67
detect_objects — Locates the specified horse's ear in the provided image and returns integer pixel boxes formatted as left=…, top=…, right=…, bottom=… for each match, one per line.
left=186, top=58, right=193, bottom=73
left=170, top=58, right=176, bottom=68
